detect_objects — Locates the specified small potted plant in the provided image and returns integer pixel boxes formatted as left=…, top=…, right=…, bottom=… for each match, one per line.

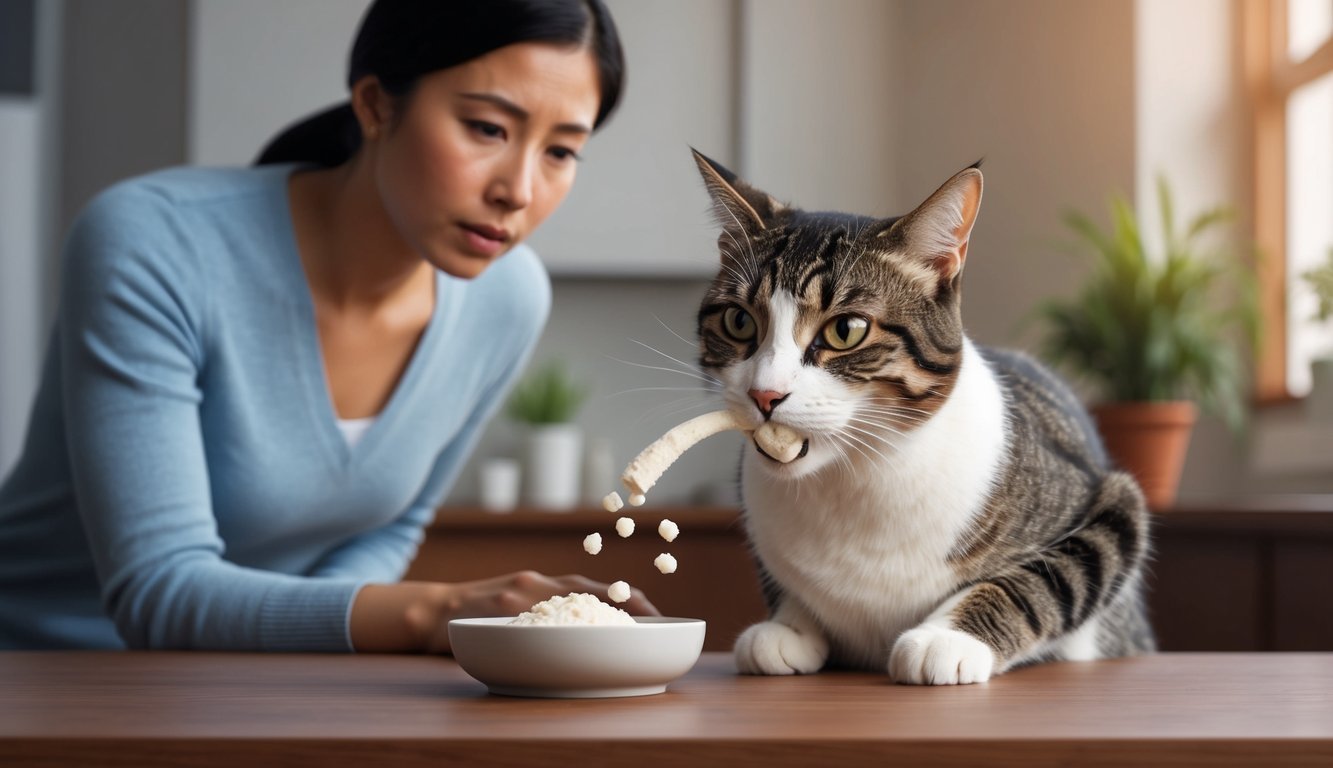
left=1035, top=177, right=1258, bottom=510
left=1301, top=247, right=1333, bottom=419
left=506, top=361, right=589, bottom=510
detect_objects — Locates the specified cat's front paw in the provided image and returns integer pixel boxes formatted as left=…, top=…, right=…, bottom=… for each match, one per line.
left=889, top=625, right=994, bottom=685
left=734, top=620, right=829, bottom=675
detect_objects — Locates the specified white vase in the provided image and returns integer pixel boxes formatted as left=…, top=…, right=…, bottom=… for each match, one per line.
left=477, top=458, right=520, bottom=513
left=582, top=437, right=615, bottom=505
left=523, top=423, right=583, bottom=510
left=1308, top=357, right=1333, bottom=422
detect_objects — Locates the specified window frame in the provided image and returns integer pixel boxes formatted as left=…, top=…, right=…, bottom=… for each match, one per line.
left=1244, top=0, right=1333, bottom=403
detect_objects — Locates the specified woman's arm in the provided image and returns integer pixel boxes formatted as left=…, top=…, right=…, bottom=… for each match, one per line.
left=59, top=186, right=365, bottom=650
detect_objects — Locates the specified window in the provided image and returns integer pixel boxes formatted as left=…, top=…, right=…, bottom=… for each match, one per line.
left=1246, top=0, right=1333, bottom=401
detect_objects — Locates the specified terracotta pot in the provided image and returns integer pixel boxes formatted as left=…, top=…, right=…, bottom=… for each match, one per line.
left=1092, top=401, right=1197, bottom=511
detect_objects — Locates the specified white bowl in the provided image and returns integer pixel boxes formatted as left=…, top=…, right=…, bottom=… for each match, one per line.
left=447, top=617, right=706, bottom=698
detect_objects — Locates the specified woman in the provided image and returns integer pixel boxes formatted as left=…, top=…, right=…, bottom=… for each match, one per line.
left=0, top=0, right=656, bottom=651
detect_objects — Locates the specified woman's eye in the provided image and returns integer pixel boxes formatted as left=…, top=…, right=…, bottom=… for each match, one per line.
left=722, top=307, right=757, bottom=341
left=821, top=315, right=868, bottom=350
left=467, top=120, right=505, bottom=140
left=548, top=146, right=583, bottom=163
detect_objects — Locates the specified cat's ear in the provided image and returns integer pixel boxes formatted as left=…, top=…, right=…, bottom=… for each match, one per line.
left=691, top=148, right=785, bottom=233
left=882, top=164, right=983, bottom=289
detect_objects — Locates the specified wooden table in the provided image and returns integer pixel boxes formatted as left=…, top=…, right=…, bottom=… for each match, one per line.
left=2, top=652, right=1330, bottom=766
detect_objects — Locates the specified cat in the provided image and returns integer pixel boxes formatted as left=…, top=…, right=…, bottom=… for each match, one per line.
left=690, top=149, right=1155, bottom=685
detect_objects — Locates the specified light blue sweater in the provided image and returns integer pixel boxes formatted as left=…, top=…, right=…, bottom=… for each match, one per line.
left=0, top=165, right=550, bottom=650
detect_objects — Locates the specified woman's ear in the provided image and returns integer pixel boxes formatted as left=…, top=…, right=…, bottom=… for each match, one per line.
left=350, top=75, right=393, bottom=140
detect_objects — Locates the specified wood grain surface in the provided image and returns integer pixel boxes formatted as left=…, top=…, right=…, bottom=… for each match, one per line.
left=2, top=651, right=1330, bottom=766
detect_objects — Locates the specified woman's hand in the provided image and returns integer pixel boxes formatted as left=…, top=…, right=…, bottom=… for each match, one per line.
left=350, top=571, right=659, bottom=654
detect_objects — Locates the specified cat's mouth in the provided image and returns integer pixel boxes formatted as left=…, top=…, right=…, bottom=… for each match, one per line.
left=753, top=435, right=810, bottom=464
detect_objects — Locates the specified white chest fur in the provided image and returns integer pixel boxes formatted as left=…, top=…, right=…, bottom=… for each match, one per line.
left=741, top=338, right=1008, bottom=667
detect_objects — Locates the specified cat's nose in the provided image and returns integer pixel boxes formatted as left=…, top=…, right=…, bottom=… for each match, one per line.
left=748, top=389, right=789, bottom=418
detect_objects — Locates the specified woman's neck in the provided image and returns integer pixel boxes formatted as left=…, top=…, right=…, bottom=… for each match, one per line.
left=288, top=159, right=434, bottom=313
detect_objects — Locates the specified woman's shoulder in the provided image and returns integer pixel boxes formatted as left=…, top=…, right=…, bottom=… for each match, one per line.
left=62, top=164, right=297, bottom=297
left=81, top=164, right=293, bottom=223
left=471, top=243, right=552, bottom=319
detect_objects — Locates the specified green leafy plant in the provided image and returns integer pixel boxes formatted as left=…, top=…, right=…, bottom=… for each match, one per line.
left=1036, top=177, right=1259, bottom=431
left=1302, top=247, right=1333, bottom=324
left=505, top=362, right=588, bottom=425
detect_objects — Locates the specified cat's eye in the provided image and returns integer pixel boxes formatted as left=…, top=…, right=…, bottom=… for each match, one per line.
left=822, top=315, right=869, bottom=350
left=722, top=307, right=757, bottom=341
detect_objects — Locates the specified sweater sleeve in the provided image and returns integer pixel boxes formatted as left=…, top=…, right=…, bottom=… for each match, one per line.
left=59, top=186, right=361, bottom=651
left=308, top=250, right=551, bottom=582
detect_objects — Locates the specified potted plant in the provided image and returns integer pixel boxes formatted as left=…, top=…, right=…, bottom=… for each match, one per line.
left=1301, top=247, right=1333, bottom=419
left=506, top=361, right=589, bottom=510
left=1035, top=177, right=1258, bottom=510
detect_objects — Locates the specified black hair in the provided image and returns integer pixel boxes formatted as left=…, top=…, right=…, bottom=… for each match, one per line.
left=255, top=0, right=624, bottom=167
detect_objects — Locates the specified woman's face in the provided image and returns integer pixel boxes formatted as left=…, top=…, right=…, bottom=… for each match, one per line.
left=369, top=42, right=601, bottom=279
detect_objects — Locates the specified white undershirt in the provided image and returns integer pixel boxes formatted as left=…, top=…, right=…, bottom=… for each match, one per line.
left=335, top=416, right=376, bottom=448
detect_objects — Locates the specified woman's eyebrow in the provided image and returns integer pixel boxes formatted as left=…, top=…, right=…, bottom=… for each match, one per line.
left=460, top=92, right=591, bottom=135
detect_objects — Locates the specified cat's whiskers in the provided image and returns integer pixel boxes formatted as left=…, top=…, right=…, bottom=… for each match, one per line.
left=604, top=386, right=714, bottom=397
left=849, top=407, right=930, bottom=432
left=651, top=314, right=704, bottom=355
left=832, top=425, right=892, bottom=465
left=858, top=397, right=936, bottom=416
left=844, top=417, right=912, bottom=446
left=618, top=339, right=723, bottom=387
left=823, top=436, right=856, bottom=478
left=604, top=355, right=719, bottom=390
left=853, top=406, right=932, bottom=427
left=626, top=386, right=727, bottom=428
left=646, top=398, right=729, bottom=426
left=828, top=431, right=872, bottom=466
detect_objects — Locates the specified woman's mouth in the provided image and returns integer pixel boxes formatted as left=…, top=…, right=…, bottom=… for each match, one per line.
left=460, top=223, right=510, bottom=257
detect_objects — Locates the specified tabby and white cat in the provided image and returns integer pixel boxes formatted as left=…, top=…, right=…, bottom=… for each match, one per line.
left=690, top=150, right=1154, bottom=685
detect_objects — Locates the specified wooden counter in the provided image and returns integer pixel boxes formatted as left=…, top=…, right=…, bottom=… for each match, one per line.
left=2, top=651, right=1330, bottom=766
left=409, top=496, right=1333, bottom=652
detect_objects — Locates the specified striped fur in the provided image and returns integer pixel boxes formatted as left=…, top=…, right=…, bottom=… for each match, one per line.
left=691, top=151, right=1154, bottom=685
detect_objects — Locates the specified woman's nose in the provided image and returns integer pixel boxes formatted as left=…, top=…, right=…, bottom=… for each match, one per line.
left=487, top=152, right=535, bottom=211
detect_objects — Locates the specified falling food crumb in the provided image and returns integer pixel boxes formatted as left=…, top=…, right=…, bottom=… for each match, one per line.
left=657, top=519, right=679, bottom=542
left=602, top=492, right=624, bottom=513
left=615, top=517, right=635, bottom=538
left=654, top=553, right=677, bottom=574
left=608, top=580, right=631, bottom=603
left=582, top=532, right=602, bottom=555
left=628, top=493, right=646, bottom=507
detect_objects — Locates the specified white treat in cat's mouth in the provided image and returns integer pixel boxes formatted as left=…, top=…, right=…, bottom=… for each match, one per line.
left=752, top=421, right=808, bottom=464
left=621, top=410, right=746, bottom=497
